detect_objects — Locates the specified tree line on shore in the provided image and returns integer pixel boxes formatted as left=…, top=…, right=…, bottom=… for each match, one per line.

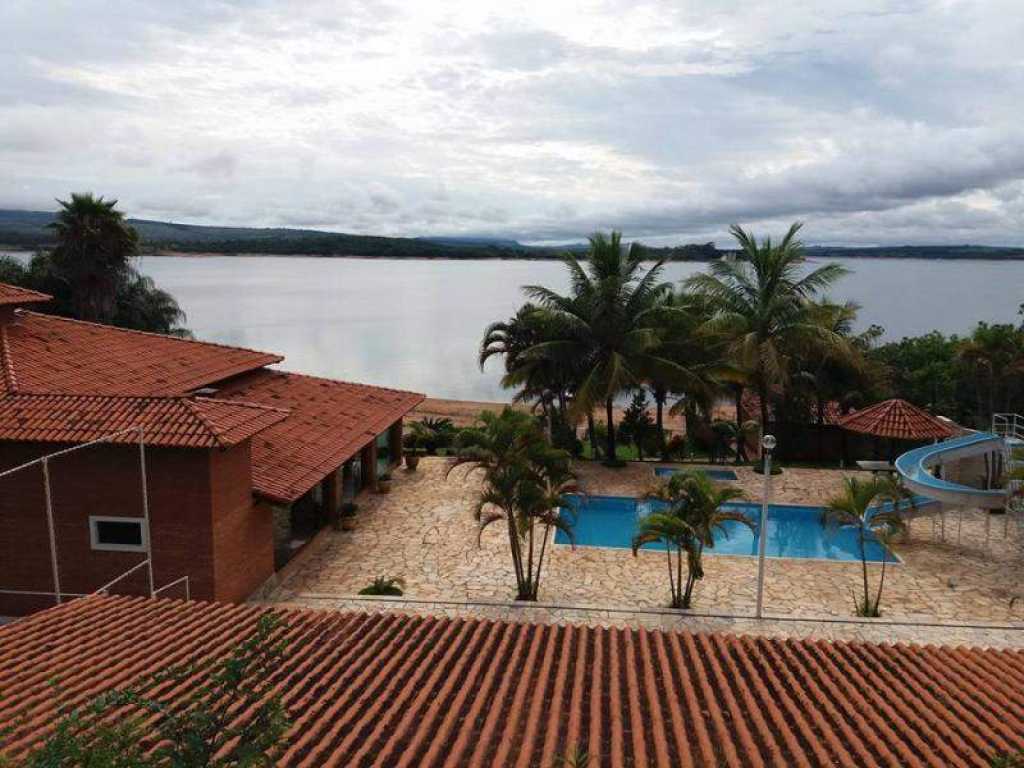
left=480, top=224, right=1024, bottom=463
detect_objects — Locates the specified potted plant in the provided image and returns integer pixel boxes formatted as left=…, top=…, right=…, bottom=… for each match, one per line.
left=339, top=501, right=358, bottom=531
left=405, top=451, right=421, bottom=471
left=376, top=472, right=392, bottom=494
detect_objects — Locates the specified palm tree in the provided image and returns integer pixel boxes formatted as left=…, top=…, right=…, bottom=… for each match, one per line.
left=687, top=222, right=850, bottom=434
left=822, top=476, right=907, bottom=617
left=481, top=303, right=580, bottom=438
left=447, top=408, right=578, bottom=601
left=113, top=268, right=189, bottom=336
left=48, top=193, right=140, bottom=322
left=633, top=471, right=750, bottom=608
left=523, top=232, right=693, bottom=464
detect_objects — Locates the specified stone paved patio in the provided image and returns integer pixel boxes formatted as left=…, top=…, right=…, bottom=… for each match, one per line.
left=256, top=458, right=1024, bottom=646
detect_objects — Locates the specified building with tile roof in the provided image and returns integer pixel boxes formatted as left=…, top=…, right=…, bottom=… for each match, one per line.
left=0, top=284, right=423, bottom=615
left=2, top=594, right=1023, bottom=767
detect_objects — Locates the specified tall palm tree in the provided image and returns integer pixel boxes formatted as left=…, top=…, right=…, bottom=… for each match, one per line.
left=447, top=408, right=578, bottom=601
left=633, top=471, right=750, bottom=608
left=822, top=476, right=907, bottom=617
left=48, top=193, right=139, bottom=322
left=523, top=232, right=693, bottom=464
left=687, top=222, right=850, bottom=433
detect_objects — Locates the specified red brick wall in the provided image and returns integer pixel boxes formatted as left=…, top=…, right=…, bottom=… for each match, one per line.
left=0, top=440, right=269, bottom=615
left=209, top=444, right=274, bottom=602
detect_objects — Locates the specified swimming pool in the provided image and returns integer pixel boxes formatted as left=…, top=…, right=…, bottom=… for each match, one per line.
left=554, top=494, right=898, bottom=562
left=655, top=467, right=738, bottom=481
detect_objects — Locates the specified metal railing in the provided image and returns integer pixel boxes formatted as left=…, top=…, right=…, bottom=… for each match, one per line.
left=993, top=413, right=1024, bottom=443
left=93, top=559, right=151, bottom=596
left=153, top=575, right=191, bottom=601
left=0, top=425, right=153, bottom=607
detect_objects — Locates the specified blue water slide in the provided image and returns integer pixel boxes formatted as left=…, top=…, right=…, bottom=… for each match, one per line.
left=894, top=432, right=1007, bottom=509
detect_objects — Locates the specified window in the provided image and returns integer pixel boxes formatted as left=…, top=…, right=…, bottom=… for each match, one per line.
left=89, top=516, right=148, bottom=552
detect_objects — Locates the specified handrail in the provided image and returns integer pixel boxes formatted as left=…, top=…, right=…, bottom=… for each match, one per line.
left=153, top=576, right=190, bottom=601
left=93, top=559, right=150, bottom=595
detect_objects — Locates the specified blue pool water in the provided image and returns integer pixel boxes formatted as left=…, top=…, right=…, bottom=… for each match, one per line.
left=554, top=495, right=898, bottom=562
left=655, top=467, right=738, bottom=481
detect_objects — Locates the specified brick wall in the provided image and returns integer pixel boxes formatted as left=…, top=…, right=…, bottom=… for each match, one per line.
left=0, top=439, right=273, bottom=615
left=210, top=443, right=274, bottom=601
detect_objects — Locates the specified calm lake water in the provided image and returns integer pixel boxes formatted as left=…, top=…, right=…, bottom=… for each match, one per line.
left=4, top=251, right=1023, bottom=400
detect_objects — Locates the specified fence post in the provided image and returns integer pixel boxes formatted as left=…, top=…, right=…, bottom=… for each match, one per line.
left=41, top=457, right=62, bottom=605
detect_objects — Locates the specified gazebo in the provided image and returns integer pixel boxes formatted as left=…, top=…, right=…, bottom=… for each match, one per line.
left=839, top=398, right=955, bottom=464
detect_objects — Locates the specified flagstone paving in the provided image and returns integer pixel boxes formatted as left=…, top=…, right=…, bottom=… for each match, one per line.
left=256, top=458, right=1024, bottom=645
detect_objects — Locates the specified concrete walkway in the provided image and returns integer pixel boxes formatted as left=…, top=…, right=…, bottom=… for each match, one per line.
left=256, top=458, right=1024, bottom=646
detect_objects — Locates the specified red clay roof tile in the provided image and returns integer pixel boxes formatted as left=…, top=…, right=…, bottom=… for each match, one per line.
left=839, top=398, right=956, bottom=440
left=1, top=595, right=1023, bottom=767
left=0, top=394, right=288, bottom=448
left=217, top=370, right=425, bottom=502
left=0, top=283, right=51, bottom=307
left=1, top=311, right=281, bottom=397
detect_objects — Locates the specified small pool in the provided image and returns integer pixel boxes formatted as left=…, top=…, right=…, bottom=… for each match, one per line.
left=655, top=466, right=738, bottom=481
left=555, top=495, right=898, bottom=562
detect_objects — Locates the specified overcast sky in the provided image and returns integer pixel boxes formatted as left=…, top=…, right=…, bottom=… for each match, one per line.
left=2, top=0, right=1023, bottom=245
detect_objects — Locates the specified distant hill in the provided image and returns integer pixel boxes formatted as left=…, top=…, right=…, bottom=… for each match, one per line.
left=2, top=209, right=1022, bottom=259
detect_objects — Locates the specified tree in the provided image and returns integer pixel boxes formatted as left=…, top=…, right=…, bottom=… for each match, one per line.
left=619, top=390, right=653, bottom=460
left=632, top=471, right=750, bottom=608
left=687, top=222, right=850, bottom=433
left=523, top=232, right=693, bottom=464
left=822, top=476, right=908, bottom=617
left=958, top=322, right=1024, bottom=427
left=15, top=614, right=290, bottom=767
left=480, top=303, right=582, bottom=443
left=447, top=408, right=578, bottom=601
left=48, top=193, right=140, bottom=323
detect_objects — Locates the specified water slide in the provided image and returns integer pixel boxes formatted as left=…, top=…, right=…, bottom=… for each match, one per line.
left=894, top=432, right=1008, bottom=509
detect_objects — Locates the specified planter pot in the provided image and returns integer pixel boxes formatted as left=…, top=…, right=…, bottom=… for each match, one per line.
left=376, top=480, right=392, bottom=494
left=405, top=454, right=421, bottom=471
left=341, top=518, right=356, bottom=532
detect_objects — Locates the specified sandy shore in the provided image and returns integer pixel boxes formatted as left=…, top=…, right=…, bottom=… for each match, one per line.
left=412, top=397, right=690, bottom=433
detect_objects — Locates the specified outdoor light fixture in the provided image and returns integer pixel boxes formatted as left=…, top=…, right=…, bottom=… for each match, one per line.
left=755, top=433, right=776, bottom=619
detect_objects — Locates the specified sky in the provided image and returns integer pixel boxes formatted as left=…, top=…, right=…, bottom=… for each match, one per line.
left=2, top=0, right=1023, bottom=246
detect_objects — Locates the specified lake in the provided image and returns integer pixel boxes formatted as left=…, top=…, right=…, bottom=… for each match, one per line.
left=3, top=251, right=1023, bottom=401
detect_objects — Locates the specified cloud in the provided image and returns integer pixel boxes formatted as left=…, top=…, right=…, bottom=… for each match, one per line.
left=1, top=0, right=1023, bottom=245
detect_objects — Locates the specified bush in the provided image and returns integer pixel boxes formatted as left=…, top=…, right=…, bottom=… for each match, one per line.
left=358, top=576, right=404, bottom=596
left=665, top=434, right=689, bottom=460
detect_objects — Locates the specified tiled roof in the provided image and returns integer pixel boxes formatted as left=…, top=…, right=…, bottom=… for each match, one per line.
left=2, top=596, right=1024, bottom=767
left=839, top=398, right=956, bottom=440
left=0, top=310, right=281, bottom=397
left=0, top=283, right=51, bottom=307
left=217, top=370, right=425, bottom=502
left=0, top=394, right=288, bottom=448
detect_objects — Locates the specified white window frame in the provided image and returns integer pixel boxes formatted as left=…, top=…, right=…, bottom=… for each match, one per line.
left=89, top=515, right=148, bottom=553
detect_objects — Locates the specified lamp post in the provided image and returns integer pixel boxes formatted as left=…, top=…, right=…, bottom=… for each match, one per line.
left=755, top=433, right=776, bottom=619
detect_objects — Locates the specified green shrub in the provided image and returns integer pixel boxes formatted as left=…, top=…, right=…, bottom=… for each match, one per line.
left=358, top=576, right=404, bottom=596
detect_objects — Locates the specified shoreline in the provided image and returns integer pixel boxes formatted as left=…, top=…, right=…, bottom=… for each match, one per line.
left=5, top=247, right=1024, bottom=262
left=412, top=397, right=696, bottom=433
